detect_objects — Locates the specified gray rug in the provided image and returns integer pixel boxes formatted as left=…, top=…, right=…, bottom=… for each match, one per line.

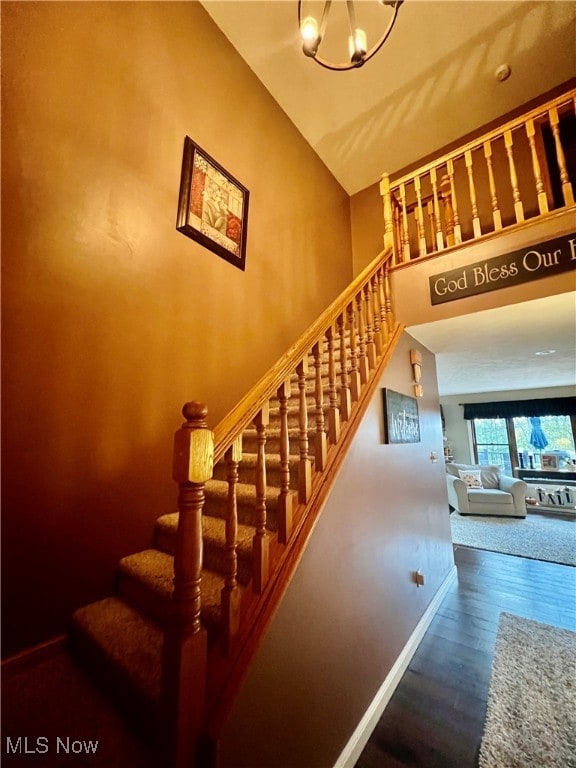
left=450, top=512, right=576, bottom=566
left=479, top=613, right=576, bottom=768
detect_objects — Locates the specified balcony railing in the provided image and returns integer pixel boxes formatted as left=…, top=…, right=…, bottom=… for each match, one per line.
left=380, top=87, right=576, bottom=266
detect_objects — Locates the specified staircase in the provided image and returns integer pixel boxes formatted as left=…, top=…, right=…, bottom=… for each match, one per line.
left=70, top=248, right=401, bottom=767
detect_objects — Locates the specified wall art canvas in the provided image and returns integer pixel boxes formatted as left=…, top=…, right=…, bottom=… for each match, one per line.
left=177, top=136, right=249, bottom=270
left=382, top=388, right=421, bottom=444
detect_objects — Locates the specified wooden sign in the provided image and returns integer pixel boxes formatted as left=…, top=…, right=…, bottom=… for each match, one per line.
left=382, top=389, right=420, bottom=444
left=429, top=233, right=576, bottom=305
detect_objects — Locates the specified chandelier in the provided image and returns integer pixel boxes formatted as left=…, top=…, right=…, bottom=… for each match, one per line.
left=298, top=0, right=403, bottom=71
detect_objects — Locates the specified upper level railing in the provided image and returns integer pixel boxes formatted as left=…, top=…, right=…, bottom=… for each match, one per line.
left=380, top=87, right=576, bottom=266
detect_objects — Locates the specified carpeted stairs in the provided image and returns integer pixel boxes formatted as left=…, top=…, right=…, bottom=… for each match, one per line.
left=70, top=335, right=355, bottom=742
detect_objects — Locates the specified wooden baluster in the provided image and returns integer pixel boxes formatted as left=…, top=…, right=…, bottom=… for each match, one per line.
left=414, top=176, right=427, bottom=256
left=380, top=172, right=395, bottom=257
left=346, top=302, right=361, bottom=403
left=426, top=200, right=436, bottom=252
left=221, top=437, right=242, bottom=646
left=384, top=264, right=394, bottom=332
left=504, top=129, right=525, bottom=223
left=399, top=182, right=411, bottom=261
left=393, top=204, right=401, bottom=263
left=464, top=150, right=482, bottom=238
left=337, top=312, right=351, bottom=422
left=312, top=340, right=328, bottom=472
left=252, top=405, right=269, bottom=593
left=163, top=401, right=213, bottom=768
left=525, top=118, right=549, bottom=215
left=483, top=140, right=502, bottom=230
left=378, top=268, right=389, bottom=346
left=440, top=173, right=455, bottom=247
left=371, top=275, right=383, bottom=356
left=276, top=380, right=294, bottom=544
left=363, top=284, right=377, bottom=369
left=355, top=293, right=370, bottom=384
left=430, top=167, right=444, bottom=251
left=446, top=158, right=462, bottom=243
left=325, top=326, right=341, bottom=444
left=296, top=359, right=312, bottom=503
left=549, top=106, right=574, bottom=206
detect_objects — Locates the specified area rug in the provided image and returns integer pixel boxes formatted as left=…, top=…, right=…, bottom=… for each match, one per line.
left=450, top=512, right=576, bottom=566
left=479, top=613, right=576, bottom=768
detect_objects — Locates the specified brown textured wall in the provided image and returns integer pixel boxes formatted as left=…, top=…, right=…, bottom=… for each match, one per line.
left=1, top=2, right=352, bottom=656
left=217, top=332, right=454, bottom=768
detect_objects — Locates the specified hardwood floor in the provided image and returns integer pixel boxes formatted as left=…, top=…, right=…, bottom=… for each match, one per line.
left=354, top=538, right=576, bottom=768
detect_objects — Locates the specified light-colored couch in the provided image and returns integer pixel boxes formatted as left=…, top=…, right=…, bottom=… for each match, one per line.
left=446, top=462, right=527, bottom=518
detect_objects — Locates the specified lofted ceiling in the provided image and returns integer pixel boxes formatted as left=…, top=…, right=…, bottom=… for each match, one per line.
left=201, top=0, right=575, bottom=396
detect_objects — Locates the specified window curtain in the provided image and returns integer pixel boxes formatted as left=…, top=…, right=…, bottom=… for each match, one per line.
left=463, top=397, right=576, bottom=420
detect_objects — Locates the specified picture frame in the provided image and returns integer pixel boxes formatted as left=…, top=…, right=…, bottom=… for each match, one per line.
left=540, top=452, right=560, bottom=470
left=176, top=136, right=249, bottom=270
left=382, top=389, right=421, bottom=444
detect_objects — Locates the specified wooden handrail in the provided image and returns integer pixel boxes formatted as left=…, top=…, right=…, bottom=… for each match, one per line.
left=213, top=247, right=393, bottom=463
left=389, top=89, right=575, bottom=189
left=382, top=87, right=576, bottom=265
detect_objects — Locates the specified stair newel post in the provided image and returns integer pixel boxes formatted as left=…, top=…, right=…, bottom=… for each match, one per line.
left=377, top=268, right=389, bottom=347
left=164, top=401, right=213, bottom=768
left=346, top=302, right=361, bottom=402
left=525, top=119, right=549, bottom=215
left=337, top=312, right=351, bottom=422
left=325, top=325, right=341, bottom=444
left=549, top=106, right=574, bottom=206
left=277, top=379, right=294, bottom=544
left=503, top=130, right=525, bottom=223
left=355, top=293, right=370, bottom=385
left=312, top=339, right=328, bottom=472
left=371, top=275, right=383, bottom=356
left=380, top=172, right=396, bottom=261
left=399, top=183, right=411, bottom=262
left=221, top=437, right=242, bottom=647
left=363, top=284, right=377, bottom=369
left=296, top=358, right=312, bottom=504
left=440, top=173, right=455, bottom=247
left=252, top=405, right=270, bottom=593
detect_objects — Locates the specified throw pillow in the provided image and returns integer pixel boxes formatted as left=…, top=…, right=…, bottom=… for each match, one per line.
left=458, top=469, right=483, bottom=488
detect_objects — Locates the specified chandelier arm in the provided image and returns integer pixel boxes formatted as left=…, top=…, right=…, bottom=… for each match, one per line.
left=308, top=0, right=401, bottom=71
left=299, top=0, right=402, bottom=72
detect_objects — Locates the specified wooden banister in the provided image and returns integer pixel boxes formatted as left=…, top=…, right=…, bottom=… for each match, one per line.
left=382, top=87, right=575, bottom=264
left=212, top=248, right=393, bottom=462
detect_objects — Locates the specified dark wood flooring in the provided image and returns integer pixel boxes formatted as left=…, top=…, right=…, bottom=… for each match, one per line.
left=354, top=536, right=576, bottom=768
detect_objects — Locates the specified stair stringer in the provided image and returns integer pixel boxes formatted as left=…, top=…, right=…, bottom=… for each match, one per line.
left=202, top=322, right=404, bottom=762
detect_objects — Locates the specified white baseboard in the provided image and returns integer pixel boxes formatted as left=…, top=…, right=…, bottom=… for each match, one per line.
left=333, top=564, right=458, bottom=768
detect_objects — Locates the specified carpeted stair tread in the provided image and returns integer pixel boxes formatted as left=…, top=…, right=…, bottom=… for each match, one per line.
left=118, top=549, right=224, bottom=629
left=205, top=478, right=280, bottom=506
left=72, top=597, right=162, bottom=705
left=155, top=513, right=254, bottom=584
left=212, top=452, right=299, bottom=490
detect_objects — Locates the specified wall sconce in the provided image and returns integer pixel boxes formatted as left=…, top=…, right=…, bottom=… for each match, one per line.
left=410, top=349, right=423, bottom=398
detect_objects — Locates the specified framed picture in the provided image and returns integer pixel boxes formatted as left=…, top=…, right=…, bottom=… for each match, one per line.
left=382, top=389, right=421, bottom=444
left=176, top=136, right=249, bottom=270
left=540, top=453, right=559, bottom=470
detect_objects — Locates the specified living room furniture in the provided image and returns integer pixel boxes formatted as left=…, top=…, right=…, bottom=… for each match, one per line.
left=446, top=463, right=528, bottom=518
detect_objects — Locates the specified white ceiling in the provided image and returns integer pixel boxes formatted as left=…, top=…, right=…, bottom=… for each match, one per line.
left=408, top=293, right=576, bottom=396
left=201, top=0, right=576, bottom=396
left=201, top=0, right=576, bottom=195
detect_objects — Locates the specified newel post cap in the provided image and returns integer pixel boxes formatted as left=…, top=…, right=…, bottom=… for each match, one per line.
left=172, top=401, right=214, bottom=484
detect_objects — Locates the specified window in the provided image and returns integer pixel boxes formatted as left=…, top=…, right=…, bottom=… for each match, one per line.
left=472, top=414, right=576, bottom=472
left=473, top=418, right=513, bottom=474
